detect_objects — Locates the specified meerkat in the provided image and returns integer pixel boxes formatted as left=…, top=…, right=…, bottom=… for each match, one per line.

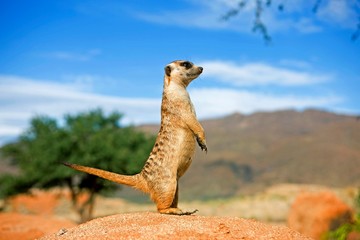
left=64, top=60, right=207, bottom=215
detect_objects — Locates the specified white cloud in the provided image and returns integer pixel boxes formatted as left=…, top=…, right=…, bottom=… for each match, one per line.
left=292, top=17, right=323, bottom=33
left=198, top=60, right=331, bottom=86
left=316, top=0, right=358, bottom=28
left=133, top=2, right=229, bottom=31
left=0, top=75, right=161, bottom=145
left=132, top=0, right=358, bottom=34
left=0, top=67, right=343, bottom=145
left=190, top=88, right=342, bottom=119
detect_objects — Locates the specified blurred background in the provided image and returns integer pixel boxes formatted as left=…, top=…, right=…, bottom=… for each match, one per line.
left=0, top=1, right=359, bottom=239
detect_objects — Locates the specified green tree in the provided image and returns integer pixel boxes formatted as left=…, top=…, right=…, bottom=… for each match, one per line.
left=0, top=109, right=155, bottom=222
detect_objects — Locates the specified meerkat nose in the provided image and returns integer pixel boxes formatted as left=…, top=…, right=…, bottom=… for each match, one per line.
left=198, top=67, right=203, bottom=73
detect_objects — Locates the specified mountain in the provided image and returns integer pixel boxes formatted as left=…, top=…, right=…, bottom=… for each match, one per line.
left=2, top=109, right=359, bottom=201
left=137, top=109, right=360, bottom=200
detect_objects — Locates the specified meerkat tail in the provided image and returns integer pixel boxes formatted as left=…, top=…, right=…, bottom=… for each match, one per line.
left=63, top=162, right=143, bottom=189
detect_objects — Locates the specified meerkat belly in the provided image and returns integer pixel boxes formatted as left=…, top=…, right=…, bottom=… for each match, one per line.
left=173, top=128, right=196, bottom=178
left=142, top=125, right=195, bottom=181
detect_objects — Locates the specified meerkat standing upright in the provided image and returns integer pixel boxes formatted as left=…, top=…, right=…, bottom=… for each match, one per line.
left=64, top=60, right=207, bottom=215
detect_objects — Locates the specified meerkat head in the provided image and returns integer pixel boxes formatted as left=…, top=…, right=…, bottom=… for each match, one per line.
left=164, top=60, right=203, bottom=87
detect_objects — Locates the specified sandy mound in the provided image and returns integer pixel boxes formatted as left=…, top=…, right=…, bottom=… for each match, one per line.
left=0, top=213, right=76, bottom=240
left=40, top=212, right=310, bottom=240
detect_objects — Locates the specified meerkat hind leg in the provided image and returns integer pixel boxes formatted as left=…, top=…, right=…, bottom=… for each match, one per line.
left=157, top=183, right=198, bottom=216
left=158, top=205, right=198, bottom=215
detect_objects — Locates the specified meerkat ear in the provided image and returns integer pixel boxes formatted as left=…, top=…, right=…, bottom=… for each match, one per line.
left=165, top=65, right=171, bottom=77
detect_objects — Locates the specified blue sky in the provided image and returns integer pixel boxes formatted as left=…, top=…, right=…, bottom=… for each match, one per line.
left=0, top=0, right=359, bottom=145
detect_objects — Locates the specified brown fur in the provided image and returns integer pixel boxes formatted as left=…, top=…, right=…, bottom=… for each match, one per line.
left=64, top=60, right=207, bottom=215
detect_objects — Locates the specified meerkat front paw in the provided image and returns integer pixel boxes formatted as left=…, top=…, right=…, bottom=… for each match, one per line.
left=196, top=136, right=207, bottom=153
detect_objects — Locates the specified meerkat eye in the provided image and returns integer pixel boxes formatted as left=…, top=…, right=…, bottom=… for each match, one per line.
left=181, top=61, right=192, bottom=69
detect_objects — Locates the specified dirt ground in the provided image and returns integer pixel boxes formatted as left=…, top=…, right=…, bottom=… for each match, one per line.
left=0, top=184, right=357, bottom=239
left=0, top=213, right=76, bottom=240
left=40, top=212, right=311, bottom=240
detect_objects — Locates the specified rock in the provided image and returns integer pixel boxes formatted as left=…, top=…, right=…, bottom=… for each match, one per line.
left=40, top=212, right=310, bottom=240
left=287, top=191, right=353, bottom=240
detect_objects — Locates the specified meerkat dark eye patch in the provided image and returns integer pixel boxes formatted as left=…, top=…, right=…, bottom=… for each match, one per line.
left=180, top=61, right=192, bottom=69
left=165, top=66, right=172, bottom=76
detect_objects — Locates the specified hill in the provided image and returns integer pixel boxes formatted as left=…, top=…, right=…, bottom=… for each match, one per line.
left=136, top=109, right=360, bottom=200
left=1, top=109, right=359, bottom=201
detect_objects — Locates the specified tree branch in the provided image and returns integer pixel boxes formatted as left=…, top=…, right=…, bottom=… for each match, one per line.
left=221, top=0, right=359, bottom=43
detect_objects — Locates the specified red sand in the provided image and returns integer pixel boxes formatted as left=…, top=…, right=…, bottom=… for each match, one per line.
left=40, top=212, right=310, bottom=240
left=0, top=213, right=76, bottom=240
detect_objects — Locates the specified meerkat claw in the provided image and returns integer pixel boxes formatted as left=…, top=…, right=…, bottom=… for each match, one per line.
left=196, top=137, right=207, bottom=153
left=201, top=145, right=208, bottom=153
